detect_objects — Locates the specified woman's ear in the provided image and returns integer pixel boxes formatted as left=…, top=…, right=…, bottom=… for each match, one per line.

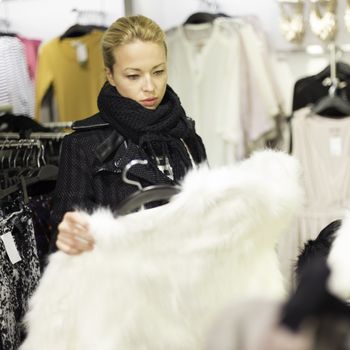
left=105, top=67, right=116, bottom=86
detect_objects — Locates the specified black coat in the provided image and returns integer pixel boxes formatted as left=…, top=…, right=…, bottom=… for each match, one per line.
left=50, top=113, right=203, bottom=249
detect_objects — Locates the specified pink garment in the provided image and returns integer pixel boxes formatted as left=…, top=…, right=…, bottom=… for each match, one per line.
left=18, top=36, right=41, bottom=81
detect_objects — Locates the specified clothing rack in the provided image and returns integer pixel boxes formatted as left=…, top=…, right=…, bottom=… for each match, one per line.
left=0, top=138, right=42, bottom=149
left=0, top=132, right=67, bottom=166
left=0, top=138, right=48, bottom=170
left=0, top=132, right=70, bottom=140
left=42, top=121, right=73, bottom=129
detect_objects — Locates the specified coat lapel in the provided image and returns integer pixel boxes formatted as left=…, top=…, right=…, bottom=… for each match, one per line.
left=93, top=137, right=174, bottom=186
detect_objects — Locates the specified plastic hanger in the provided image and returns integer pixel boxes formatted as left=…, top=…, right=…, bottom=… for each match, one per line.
left=184, top=12, right=217, bottom=25
left=0, top=164, right=58, bottom=201
left=312, top=43, right=350, bottom=117
left=312, top=84, right=350, bottom=117
left=116, top=159, right=181, bottom=216
left=60, top=8, right=107, bottom=40
left=311, top=95, right=350, bottom=116
left=60, top=24, right=95, bottom=40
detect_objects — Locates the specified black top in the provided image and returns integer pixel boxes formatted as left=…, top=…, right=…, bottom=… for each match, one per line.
left=49, top=113, right=203, bottom=250
left=292, top=62, right=350, bottom=116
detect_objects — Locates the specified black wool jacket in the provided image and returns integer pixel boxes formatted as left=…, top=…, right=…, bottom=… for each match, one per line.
left=50, top=113, right=203, bottom=250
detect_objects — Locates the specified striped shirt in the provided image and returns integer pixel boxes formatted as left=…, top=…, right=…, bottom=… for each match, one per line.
left=0, top=36, right=34, bottom=117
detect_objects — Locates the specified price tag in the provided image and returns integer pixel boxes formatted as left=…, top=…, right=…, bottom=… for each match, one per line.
left=1, top=232, right=21, bottom=264
left=71, top=41, right=88, bottom=65
left=329, top=136, right=342, bottom=157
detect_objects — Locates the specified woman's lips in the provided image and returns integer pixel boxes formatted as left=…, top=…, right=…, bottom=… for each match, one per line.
left=140, top=98, right=158, bottom=107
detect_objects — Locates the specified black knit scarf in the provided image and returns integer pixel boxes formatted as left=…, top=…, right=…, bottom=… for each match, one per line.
left=97, top=82, right=207, bottom=181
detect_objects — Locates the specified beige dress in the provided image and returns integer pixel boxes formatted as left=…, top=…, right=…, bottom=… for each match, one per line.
left=278, top=107, right=350, bottom=289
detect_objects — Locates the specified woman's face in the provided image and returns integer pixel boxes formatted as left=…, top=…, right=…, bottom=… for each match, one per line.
left=106, top=40, right=168, bottom=110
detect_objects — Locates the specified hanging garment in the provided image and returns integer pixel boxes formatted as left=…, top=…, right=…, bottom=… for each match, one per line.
left=166, top=19, right=243, bottom=166
left=28, top=194, right=53, bottom=272
left=278, top=107, right=350, bottom=288
left=0, top=36, right=34, bottom=117
left=17, top=36, right=41, bottom=82
left=21, top=150, right=302, bottom=350
left=236, top=20, right=280, bottom=141
left=166, top=18, right=280, bottom=167
left=35, top=30, right=105, bottom=122
left=0, top=200, right=40, bottom=350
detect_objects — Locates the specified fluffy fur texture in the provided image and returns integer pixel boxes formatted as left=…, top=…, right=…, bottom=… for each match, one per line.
left=21, top=150, right=302, bottom=350
left=328, top=211, right=350, bottom=300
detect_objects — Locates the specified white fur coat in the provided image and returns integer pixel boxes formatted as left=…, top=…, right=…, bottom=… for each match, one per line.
left=21, top=150, right=302, bottom=350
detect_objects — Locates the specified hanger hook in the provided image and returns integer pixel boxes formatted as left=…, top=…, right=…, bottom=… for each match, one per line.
left=122, top=159, right=148, bottom=190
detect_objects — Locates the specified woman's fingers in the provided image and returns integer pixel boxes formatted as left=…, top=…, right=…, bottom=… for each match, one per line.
left=56, top=240, right=81, bottom=255
left=57, top=231, right=94, bottom=252
left=62, top=211, right=90, bottom=232
left=56, top=211, right=95, bottom=255
left=58, top=223, right=94, bottom=245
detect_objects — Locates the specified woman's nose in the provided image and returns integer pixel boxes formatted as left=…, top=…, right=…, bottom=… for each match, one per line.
left=142, top=76, right=155, bottom=92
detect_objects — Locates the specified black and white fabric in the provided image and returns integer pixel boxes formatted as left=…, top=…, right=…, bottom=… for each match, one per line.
left=0, top=36, right=34, bottom=117
left=156, top=154, right=174, bottom=180
left=0, top=199, right=40, bottom=350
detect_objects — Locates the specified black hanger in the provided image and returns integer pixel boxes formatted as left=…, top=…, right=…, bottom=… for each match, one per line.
left=116, top=184, right=181, bottom=216
left=60, top=24, right=94, bottom=40
left=184, top=12, right=217, bottom=25
left=0, top=32, right=16, bottom=37
left=311, top=74, right=350, bottom=117
left=60, top=24, right=107, bottom=40
left=0, top=164, right=58, bottom=201
left=312, top=94, right=350, bottom=117
left=311, top=48, right=350, bottom=117
left=115, top=159, right=181, bottom=216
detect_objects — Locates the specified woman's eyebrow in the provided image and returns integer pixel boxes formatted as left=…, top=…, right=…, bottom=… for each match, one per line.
left=123, top=63, right=166, bottom=72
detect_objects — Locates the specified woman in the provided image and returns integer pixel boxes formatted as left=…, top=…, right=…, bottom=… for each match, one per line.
left=51, top=15, right=207, bottom=255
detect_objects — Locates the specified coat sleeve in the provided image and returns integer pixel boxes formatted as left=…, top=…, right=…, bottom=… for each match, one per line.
left=49, top=134, right=95, bottom=251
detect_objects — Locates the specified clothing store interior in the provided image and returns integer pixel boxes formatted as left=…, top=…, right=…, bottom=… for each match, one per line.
left=2, top=0, right=350, bottom=348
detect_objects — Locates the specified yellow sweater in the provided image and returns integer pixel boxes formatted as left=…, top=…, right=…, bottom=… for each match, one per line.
left=35, top=30, right=106, bottom=122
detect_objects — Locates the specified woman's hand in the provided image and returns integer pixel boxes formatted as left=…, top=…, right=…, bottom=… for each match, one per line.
left=56, top=211, right=95, bottom=255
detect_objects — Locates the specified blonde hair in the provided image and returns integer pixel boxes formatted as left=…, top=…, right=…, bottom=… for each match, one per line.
left=102, top=15, right=167, bottom=71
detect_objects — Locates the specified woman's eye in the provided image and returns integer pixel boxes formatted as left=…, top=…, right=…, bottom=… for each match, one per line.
left=154, top=70, right=164, bottom=76
left=127, top=74, right=139, bottom=80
